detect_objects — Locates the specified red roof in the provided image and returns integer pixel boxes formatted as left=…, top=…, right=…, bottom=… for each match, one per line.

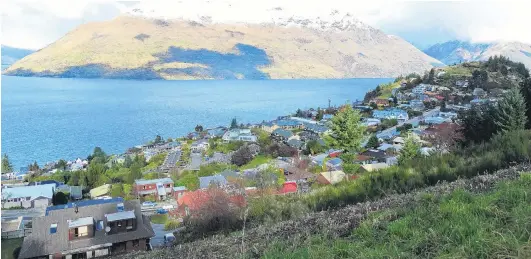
left=280, top=181, right=297, bottom=194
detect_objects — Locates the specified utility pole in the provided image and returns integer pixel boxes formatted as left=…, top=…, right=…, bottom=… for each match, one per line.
left=328, top=99, right=331, bottom=109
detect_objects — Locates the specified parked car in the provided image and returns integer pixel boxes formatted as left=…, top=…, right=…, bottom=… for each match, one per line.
left=157, top=208, right=168, bottom=214
left=164, top=233, right=176, bottom=246
left=142, top=201, right=157, bottom=207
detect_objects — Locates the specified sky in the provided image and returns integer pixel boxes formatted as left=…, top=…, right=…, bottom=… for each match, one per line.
left=1, top=0, right=530, bottom=50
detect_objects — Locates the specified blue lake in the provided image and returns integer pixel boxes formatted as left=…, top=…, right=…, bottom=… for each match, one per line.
left=1, top=76, right=393, bottom=168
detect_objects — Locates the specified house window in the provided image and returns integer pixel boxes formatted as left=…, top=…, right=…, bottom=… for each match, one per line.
left=96, top=220, right=104, bottom=231
left=50, top=223, right=58, bottom=234
left=133, top=240, right=139, bottom=247
left=142, top=186, right=146, bottom=190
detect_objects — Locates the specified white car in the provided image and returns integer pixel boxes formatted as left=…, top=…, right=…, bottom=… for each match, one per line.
left=142, top=201, right=157, bottom=207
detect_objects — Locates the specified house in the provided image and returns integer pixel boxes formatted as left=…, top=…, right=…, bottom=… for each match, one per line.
left=283, top=166, right=315, bottom=183
left=191, top=139, right=209, bottom=153
left=413, top=84, right=427, bottom=95
left=206, top=127, right=227, bottom=138
left=199, top=174, right=228, bottom=189
left=410, top=100, right=425, bottom=111
left=134, top=178, right=174, bottom=201
left=279, top=181, right=298, bottom=194
left=303, top=123, right=329, bottom=134
left=290, top=116, right=317, bottom=125
left=424, top=116, right=451, bottom=125
left=328, top=149, right=342, bottom=158
left=321, top=114, right=334, bottom=121
left=361, top=150, right=389, bottom=163
left=29, top=180, right=64, bottom=188
left=1, top=216, right=25, bottom=238
left=172, top=186, right=187, bottom=200
left=90, top=184, right=112, bottom=199
left=455, top=80, right=469, bottom=88
left=177, top=189, right=245, bottom=217
left=393, top=137, right=405, bottom=145
left=271, top=128, right=294, bottom=141
left=316, top=170, right=346, bottom=185
left=1, top=184, right=55, bottom=209
left=220, top=170, right=241, bottom=182
left=473, top=88, right=486, bottom=97
left=326, top=158, right=343, bottom=170
left=287, top=139, right=305, bottom=150
left=276, top=119, right=303, bottom=130
left=359, top=163, right=390, bottom=173
left=372, top=109, right=409, bottom=122
left=18, top=198, right=154, bottom=259
left=310, top=153, right=328, bottom=166
left=371, top=98, right=390, bottom=107
left=376, top=128, right=399, bottom=140
left=363, top=118, right=381, bottom=127
left=261, top=121, right=279, bottom=133
left=222, top=129, right=257, bottom=142
left=438, top=111, right=458, bottom=119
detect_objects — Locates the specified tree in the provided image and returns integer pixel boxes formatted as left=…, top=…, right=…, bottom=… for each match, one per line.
left=494, top=87, right=527, bottom=132
left=428, top=123, right=464, bottom=152
left=500, top=65, right=508, bottom=76
left=520, top=78, right=531, bottom=129
left=154, top=135, right=163, bottom=144
left=295, top=109, right=303, bottom=117
left=56, top=159, right=67, bottom=171
left=124, top=155, right=133, bottom=168
left=459, top=104, right=498, bottom=144
left=53, top=192, right=68, bottom=205
left=127, top=164, right=142, bottom=184
left=366, top=135, right=380, bottom=149
left=305, top=140, right=326, bottom=155
left=231, top=145, right=253, bottom=166
left=230, top=118, right=238, bottom=129
left=325, top=105, right=366, bottom=153
left=316, top=107, right=324, bottom=121
left=370, top=102, right=378, bottom=110
left=398, top=134, right=420, bottom=165
left=28, top=161, right=40, bottom=172
left=195, top=125, right=204, bottom=132
left=427, top=68, right=435, bottom=84
left=1, top=154, right=13, bottom=174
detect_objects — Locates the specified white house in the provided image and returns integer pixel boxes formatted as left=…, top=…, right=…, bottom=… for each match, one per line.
left=222, top=129, right=257, bottom=142
left=1, top=184, right=55, bottom=209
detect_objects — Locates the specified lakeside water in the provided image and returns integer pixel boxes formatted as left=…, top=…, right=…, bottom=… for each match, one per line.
left=1, top=76, right=393, bottom=168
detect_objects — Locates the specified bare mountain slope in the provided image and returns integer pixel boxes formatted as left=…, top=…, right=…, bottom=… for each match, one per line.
left=5, top=10, right=442, bottom=80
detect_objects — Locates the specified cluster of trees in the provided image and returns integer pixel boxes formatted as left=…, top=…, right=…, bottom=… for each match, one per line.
left=2, top=154, right=13, bottom=173
left=484, top=55, right=530, bottom=78
left=459, top=86, right=529, bottom=144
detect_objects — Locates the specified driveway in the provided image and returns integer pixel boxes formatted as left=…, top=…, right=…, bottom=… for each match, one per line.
left=150, top=224, right=184, bottom=247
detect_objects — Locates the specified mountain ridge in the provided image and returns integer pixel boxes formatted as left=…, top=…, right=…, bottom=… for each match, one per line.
left=4, top=7, right=443, bottom=80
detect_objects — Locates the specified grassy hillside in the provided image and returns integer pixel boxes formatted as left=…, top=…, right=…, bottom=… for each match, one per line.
left=263, top=174, right=531, bottom=258
left=4, top=16, right=442, bottom=80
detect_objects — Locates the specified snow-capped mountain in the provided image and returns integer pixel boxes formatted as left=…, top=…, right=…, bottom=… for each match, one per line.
left=424, top=40, right=531, bottom=68
left=4, top=1, right=442, bottom=80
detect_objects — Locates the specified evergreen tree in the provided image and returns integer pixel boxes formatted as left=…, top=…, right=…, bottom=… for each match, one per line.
left=53, top=192, right=68, bottom=205
left=153, top=135, right=163, bottom=144
left=427, top=68, right=435, bottom=84
left=458, top=104, right=497, bottom=144
left=316, top=107, right=324, bottom=121
left=230, top=118, right=238, bottom=129
left=1, top=154, right=13, bottom=174
left=295, top=109, right=303, bottom=117
left=520, top=78, right=531, bottom=129
left=195, top=125, right=204, bottom=132
left=494, top=87, right=527, bottom=132
left=124, top=155, right=133, bottom=168
left=398, top=135, right=420, bottom=165
left=366, top=135, right=380, bottom=149
left=500, top=65, right=508, bottom=76
left=325, top=105, right=366, bottom=152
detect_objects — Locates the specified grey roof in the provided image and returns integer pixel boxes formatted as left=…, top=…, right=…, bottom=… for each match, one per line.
left=134, top=177, right=173, bottom=185
left=105, top=210, right=136, bottom=222
left=18, top=200, right=154, bottom=259
left=272, top=128, right=293, bottom=139
left=173, top=186, right=187, bottom=192
left=199, top=174, right=228, bottom=189
left=287, top=139, right=304, bottom=149
left=1, top=183, right=55, bottom=201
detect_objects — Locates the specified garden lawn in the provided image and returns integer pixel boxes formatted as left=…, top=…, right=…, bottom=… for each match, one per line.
left=150, top=214, right=168, bottom=224
left=240, top=155, right=272, bottom=170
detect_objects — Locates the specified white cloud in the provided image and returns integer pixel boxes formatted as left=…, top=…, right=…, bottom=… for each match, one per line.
left=1, top=0, right=530, bottom=50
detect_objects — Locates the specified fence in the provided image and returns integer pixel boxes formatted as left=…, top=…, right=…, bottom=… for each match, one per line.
left=1, top=228, right=32, bottom=239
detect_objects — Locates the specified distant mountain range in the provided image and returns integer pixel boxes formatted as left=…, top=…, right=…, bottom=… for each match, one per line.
left=1, top=45, right=34, bottom=70
left=424, top=40, right=531, bottom=68
left=3, top=1, right=442, bottom=80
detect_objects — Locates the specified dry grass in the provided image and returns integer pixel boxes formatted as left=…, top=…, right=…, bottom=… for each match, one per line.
left=6, top=16, right=441, bottom=79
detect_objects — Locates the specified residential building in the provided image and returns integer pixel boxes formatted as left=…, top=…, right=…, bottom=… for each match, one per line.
left=191, top=139, right=209, bottom=153
left=271, top=128, right=294, bottom=141
left=134, top=178, right=174, bottom=201
left=316, top=170, right=346, bottom=185
left=371, top=98, right=390, bottom=107
left=473, top=88, right=486, bottom=97
left=172, top=186, right=187, bottom=200
left=413, top=84, right=427, bottom=95
left=303, top=123, right=329, bottom=134
left=290, top=116, right=317, bottom=125
left=280, top=181, right=298, bottom=194
left=276, top=119, right=303, bottom=130
left=363, top=118, right=381, bottom=127
left=199, top=175, right=228, bottom=189
left=90, top=184, right=112, bottom=199
left=326, top=158, right=343, bottom=170
left=410, top=100, right=425, bottom=111
left=18, top=198, right=154, bottom=259
left=176, top=189, right=245, bottom=217
left=424, top=116, right=451, bottom=125
left=287, top=139, right=305, bottom=150
left=372, top=109, right=409, bottom=122
left=222, top=129, right=257, bottom=142
left=205, top=127, right=227, bottom=138
left=359, top=163, right=390, bottom=173
left=261, top=121, right=279, bottom=133
left=322, top=114, right=334, bottom=121
left=1, top=184, right=55, bottom=209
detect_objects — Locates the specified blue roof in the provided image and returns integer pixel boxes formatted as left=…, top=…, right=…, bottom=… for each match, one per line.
left=199, top=174, right=227, bottom=189
left=173, top=186, right=187, bottom=192
left=327, top=158, right=343, bottom=166
left=304, top=123, right=329, bottom=133
left=46, top=197, right=124, bottom=215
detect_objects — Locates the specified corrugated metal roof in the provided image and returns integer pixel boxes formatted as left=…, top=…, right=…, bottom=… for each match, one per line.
left=134, top=177, right=173, bottom=185
left=105, top=210, right=135, bottom=222
left=199, top=175, right=227, bottom=189
left=68, top=217, right=93, bottom=228
left=46, top=198, right=124, bottom=215
left=1, top=183, right=55, bottom=200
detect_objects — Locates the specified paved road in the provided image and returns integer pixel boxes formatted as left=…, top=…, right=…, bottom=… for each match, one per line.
left=378, top=107, right=440, bottom=137
left=150, top=224, right=185, bottom=247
